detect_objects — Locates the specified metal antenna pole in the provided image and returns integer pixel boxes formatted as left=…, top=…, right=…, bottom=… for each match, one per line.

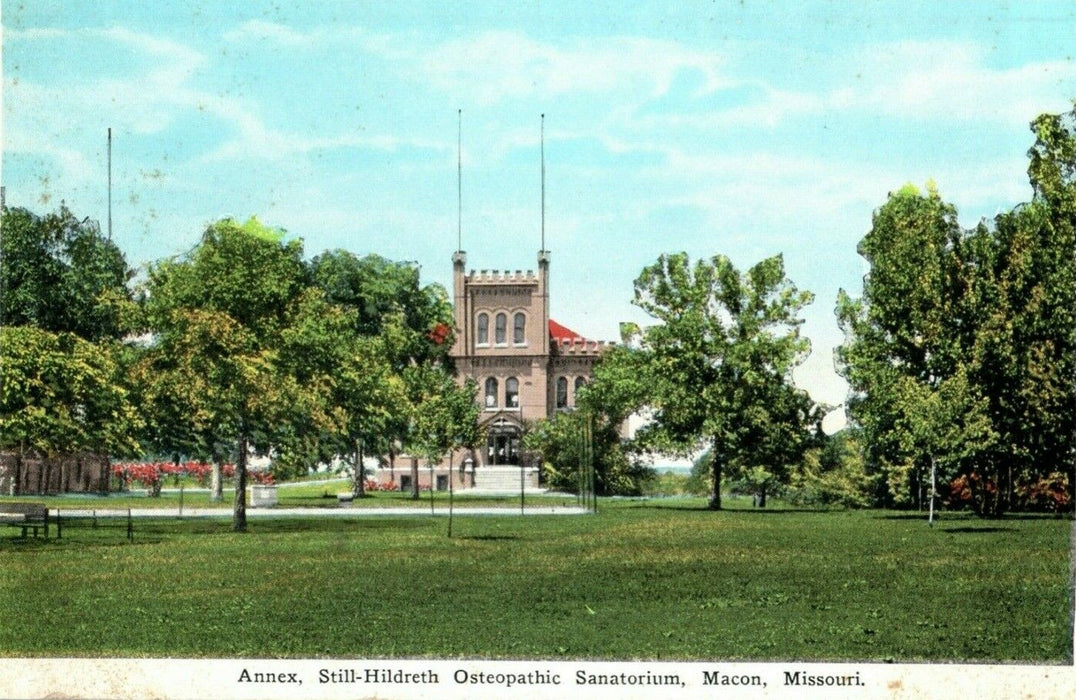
left=540, top=113, right=545, bottom=253
left=457, top=109, right=462, bottom=253
left=107, top=127, right=113, bottom=240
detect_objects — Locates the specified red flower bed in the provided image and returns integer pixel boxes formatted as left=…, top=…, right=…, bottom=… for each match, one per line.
left=111, top=461, right=270, bottom=495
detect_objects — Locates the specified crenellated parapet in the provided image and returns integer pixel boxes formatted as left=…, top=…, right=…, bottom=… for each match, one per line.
left=467, top=269, right=540, bottom=284
left=554, top=337, right=616, bottom=356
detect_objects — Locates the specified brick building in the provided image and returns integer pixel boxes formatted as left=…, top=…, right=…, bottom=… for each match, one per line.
left=379, top=249, right=612, bottom=492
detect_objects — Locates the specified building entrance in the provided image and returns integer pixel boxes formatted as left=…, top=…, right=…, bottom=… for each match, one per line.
left=487, top=431, right=521, bottom=465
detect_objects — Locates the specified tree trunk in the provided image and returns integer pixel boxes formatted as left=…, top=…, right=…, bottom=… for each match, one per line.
left=1006, top=463, right=1014, bottom=514
left=928, top=456, right=936, bottom=526
left=233, top=434, right=248, bottom=532
left=447, top=452, right=454, bottom=538
left=757, top=486, right=767, bottom=508
left=14, top=443, right=23, bottom=496
left=410, top=456, right=419, bottom=500
left=353, top=439, right=366, bottom=498
left=210, top=459, right=223, bottom=502
left=100, top=454, right=110, bottom=495
left=708, top=436, right=722, bottom=510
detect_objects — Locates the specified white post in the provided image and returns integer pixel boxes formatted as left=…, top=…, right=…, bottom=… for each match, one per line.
left=929, top=456, right=936, bottom=527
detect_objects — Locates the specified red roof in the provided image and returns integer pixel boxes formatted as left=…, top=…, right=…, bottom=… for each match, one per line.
left=549, top=319, right=587, bottom=343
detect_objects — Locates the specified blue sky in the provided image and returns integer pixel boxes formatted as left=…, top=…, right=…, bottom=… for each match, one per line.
left=4, top=1, right=1076, bottom=427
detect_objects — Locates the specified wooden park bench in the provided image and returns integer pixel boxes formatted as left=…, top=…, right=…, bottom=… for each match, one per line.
left=0, top=503, right=51, bottom=539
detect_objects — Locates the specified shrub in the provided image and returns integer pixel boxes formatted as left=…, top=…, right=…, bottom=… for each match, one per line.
left=1016, top=472, right=1070, bottom=514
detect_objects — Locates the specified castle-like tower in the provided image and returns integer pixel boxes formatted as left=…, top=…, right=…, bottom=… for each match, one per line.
left=450, top=250, right=609, bottom=468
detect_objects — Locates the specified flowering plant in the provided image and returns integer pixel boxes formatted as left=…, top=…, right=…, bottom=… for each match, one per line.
left=110, top=460, right=268, bottom=495
left=427, top=322, right=452, bottom=346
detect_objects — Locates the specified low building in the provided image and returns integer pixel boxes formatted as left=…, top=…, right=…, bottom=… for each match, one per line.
left=0, top=450, right=111, bottom=495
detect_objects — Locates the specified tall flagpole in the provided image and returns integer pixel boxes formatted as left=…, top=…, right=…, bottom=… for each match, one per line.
left=540, top=113, right=545, bottom=253
left=107, top=127, right=113, bottom=240
left=457, top=109, right=462, bottom=253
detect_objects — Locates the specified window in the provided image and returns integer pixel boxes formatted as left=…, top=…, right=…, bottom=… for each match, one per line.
left=513, top=312, right=526, bottom=344
left=506, top=377, right=519, bottom=408
left=556, top=376, right=568, bottom=409
left=476, top=313, right=489, bottom=345
left=484, top=377, right=498, bottom=408
left=574, top=377, right=587, bottom=405
left=495, top=313, right=507, bottom=344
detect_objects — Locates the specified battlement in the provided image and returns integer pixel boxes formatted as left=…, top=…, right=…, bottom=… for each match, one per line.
left=555, top=337, right=615, bottom=355
left=466, top=269, right=540, bottom=284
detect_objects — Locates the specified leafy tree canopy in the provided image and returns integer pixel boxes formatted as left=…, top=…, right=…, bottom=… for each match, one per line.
left=310, top=249, right=454, bottom=367
left=144, top=217, right=307, bottom=343
left=627, top=252, right=815, bottom=509
left=0, top=326, right=140, bottom=457
left=837, top=105, right=1076, bottom=515
left=1, top=205, right=134, bottom=341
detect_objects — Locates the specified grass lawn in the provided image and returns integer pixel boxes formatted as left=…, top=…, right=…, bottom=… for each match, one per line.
left=0, top=499, right=1070, bottom=662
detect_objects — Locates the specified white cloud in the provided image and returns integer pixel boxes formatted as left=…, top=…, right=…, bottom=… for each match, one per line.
left=409, top=31, right=729, bottom=106
left=5, top=23, right=448, bottom=177
left=846, top=40, right=1076, bottom=126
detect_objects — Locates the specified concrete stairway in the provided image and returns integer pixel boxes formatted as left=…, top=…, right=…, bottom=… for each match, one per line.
left=473, top=466, right=540, bottom=492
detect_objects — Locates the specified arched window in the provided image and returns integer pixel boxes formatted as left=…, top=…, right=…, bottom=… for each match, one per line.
left=484, top=377, right=498, bottom=408
left=476, top=313, right=489, bottom=345
left=574, top=377, right=587, bottom=405
left=513, top=312, right=526, bottom=344
left=506, top=377, right=519, bottom=408
left=494, top=313, right=507, bottom=344
left=556, top=376, right=568, bottom=409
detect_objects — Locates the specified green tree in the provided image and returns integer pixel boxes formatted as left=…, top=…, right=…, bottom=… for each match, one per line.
left=411, top=372, right=481, bottom=472
left=523, top=408, right=650, bottom=496
left=0, top=327, right=141, bottom=488
left=787, top=428, right=873, bottom=508
left=145, top=217, right=307, bottom=343
left=275, top=289, right=408, bottom=495
left=630, top=253, right=815, bottom=509
left=1013, top=107, right=1075, bottom=508
left=520, top=343, right=657, bottom=497
left=723, top=378, right=819, bottom=507
left=310, top=250, right=454, bottom=367
left=142, top=218, right=308, bottom=530
left=133, top=308, right=300, bottom=518
left=309, top=250, right=459, bottom=496
left=1, top=205, right=135, bottom=341
left=836, top=183, right=976, bottom=508
left=839, top=105, right=1076, bottom=516
left=400, top=362, right=480, bottom=498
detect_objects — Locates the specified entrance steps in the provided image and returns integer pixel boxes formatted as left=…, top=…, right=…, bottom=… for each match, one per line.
left=474, top=466, right=540, bottom=492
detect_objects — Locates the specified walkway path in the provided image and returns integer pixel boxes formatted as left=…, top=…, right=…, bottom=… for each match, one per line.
left=52, top=505, right=590, bottom=518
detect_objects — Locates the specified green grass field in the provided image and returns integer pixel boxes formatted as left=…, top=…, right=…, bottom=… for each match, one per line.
left=0, top=499, right=1070, bottom=662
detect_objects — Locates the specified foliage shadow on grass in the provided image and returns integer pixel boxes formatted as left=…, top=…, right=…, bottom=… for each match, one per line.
left=630, top=503, right=832, bottom=515
left=941, top=526, right=1018, bottom=534
left=0, top=537, right=158, bottom=552
left=455, top=535, right=520, bottom=541
left=874, top=512, right=1062, bottom=522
